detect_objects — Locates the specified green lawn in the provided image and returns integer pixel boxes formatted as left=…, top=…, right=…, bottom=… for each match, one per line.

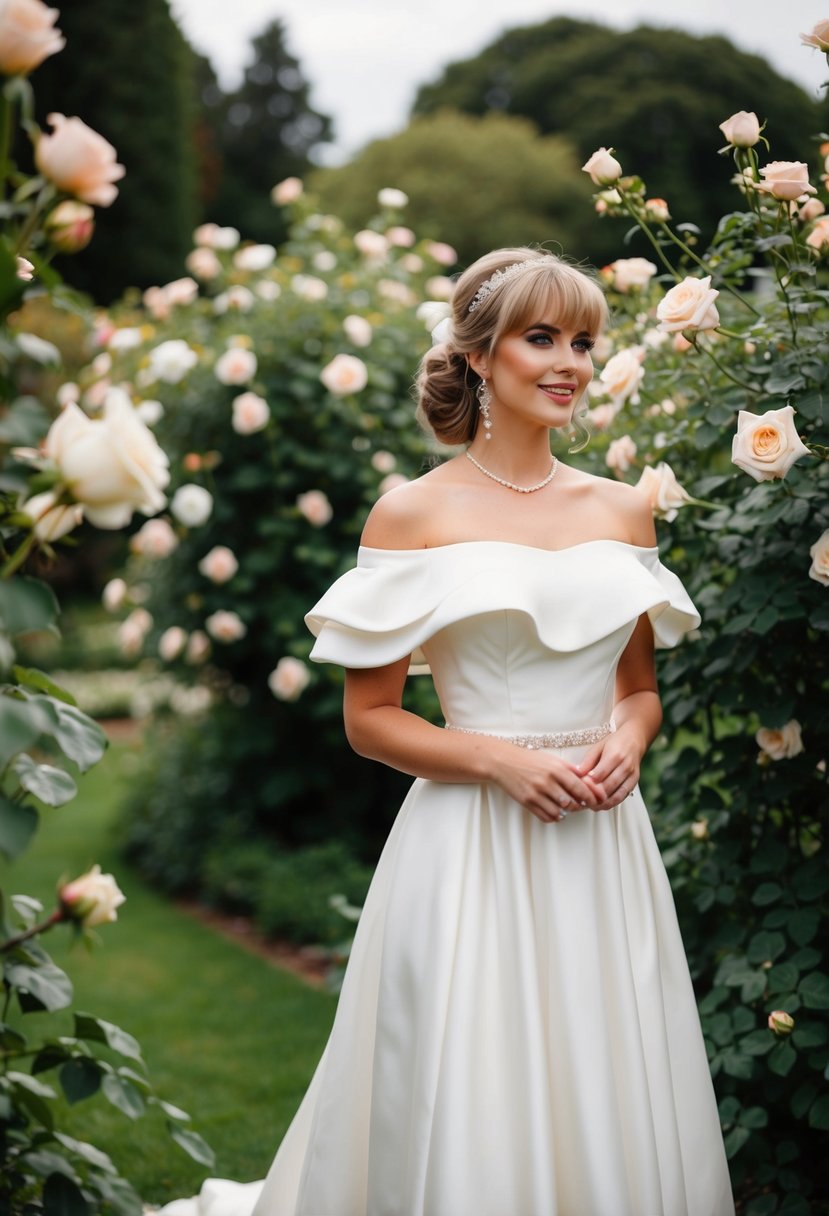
left=0, top=731, right=337, bottom=1205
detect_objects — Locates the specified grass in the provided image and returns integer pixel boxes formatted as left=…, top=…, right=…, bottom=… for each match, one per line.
left=0, top=731, right=337, bottom=1205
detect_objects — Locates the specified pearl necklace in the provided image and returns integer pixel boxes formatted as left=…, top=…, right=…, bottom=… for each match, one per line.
left=465, top=450, right=558, bottom=494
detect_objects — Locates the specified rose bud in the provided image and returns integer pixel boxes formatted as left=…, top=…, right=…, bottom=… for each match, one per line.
left=60, top=864, right=126, bottom=929
left=44, top=200, right=95, bottom=253
left=767, top=1010, right=795, bottom=1037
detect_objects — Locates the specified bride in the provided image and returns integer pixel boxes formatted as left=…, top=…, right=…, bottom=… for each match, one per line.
left=161, top=247, right=734, bottom=1215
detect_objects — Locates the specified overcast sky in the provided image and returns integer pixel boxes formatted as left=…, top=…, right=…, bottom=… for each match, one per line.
left=169, top=0, right=829, bottom=163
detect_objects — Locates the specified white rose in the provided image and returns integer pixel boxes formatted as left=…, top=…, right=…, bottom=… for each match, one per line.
left=44, top=389, right=169, bottom=528
left=56, top=382, right=80, bottom=406
left=158, top=626, right=188, bottom=662
left=582, top=146, right=622, bottom=185
left=610, top=258, right=657, bottom=293
left=147, top=338, right=199, bottom=384
left=801, top=20, right=829, bottom=50
left=371, top=450, right=396, bottom=473
left=290, top=273, right=328, bottom=301
left=60, top=865, right=125, bottom=928
left=416, top=301, right=451, bottom=331
left=296, top=490, right=333, bottom=527
left=232, top=391, right=270, bottom=435
left=312, top=250, right=337, bottom=271
left=170, top=483, right=213, bottom=527
left=186, top=246, right=222, bottom=280
left=184, top=629, right=211, bottom=664
left=343, top=315, right=373, bottom=347
left=118, top=607, right=152, bottom=657
left=205, top=609, right=247, bottom=643
left=234, top=243, right=276, bottom=271
left=213, top=286, right=255, bottom=314
left=198, top=545, right=239, bottom=584
left=757, top=161, right=816, bottom=202
left=606, top=436, right=638, bottom=474
left=107, top=327, right=142, bottom=352
left=643, top=328, right=669, bottom=350
left=809, top=529, right=829, bottom=585
left=21, top=490, right=83, bottom=542
left=136, top=398, right=164, bottom=426
left=268, top=656, right=311, bottom=701
left=756, top=721, right=804, bottom=760
left=599, top=348, right=645, bottom=407
left=656, top=275, right=720, bottom=333
left=636, top=462, right=692, bottom=522
left=102, top=577, right=127, bottom=612
left=213, top=226, right=240, bottom=250
left=271, top=176, right=303, bottom=204
left=401, top=253, right=423, bottom=273
left=16, top=332, right=60, bottom=364
left=193, top=223, right=220, bottom=247
left=377, top=187, right=409, bottom=208
left=320, top=353, right=368, bottom=396
left=130, top=516, right=178, bottom=558
left=731, top=405, right=811, bottom=482
left=354, top=229, right=388, bottom=259
left=718, top=111, right=761, bottom=148
left=255, top=280, right=281, bottom=302
left=214, top=347, right=257, bottom=385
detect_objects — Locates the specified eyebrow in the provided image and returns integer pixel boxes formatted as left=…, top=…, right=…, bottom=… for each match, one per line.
left=523, top=323, right=593, bottom=338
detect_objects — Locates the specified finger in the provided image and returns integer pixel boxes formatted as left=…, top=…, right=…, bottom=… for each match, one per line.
left=574, top=743, right=605, bottom=776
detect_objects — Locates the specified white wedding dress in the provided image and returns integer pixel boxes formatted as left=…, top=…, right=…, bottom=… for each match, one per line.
left=161, top=540, right=734, bottom=1216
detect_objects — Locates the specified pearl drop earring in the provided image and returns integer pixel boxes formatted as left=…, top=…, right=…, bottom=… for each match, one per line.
left=476, top=380, right=493, bottom=439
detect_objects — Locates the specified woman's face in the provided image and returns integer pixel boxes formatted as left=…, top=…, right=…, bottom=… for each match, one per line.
left=482, top=317, right=596, bottom=430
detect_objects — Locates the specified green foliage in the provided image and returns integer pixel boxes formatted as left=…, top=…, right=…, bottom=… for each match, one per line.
left=412, top=17, right=823, bottom=266
left=310, top=109, right=593, bottom=265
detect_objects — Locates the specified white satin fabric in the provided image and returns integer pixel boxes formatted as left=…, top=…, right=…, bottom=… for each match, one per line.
left=162, top=541, right=734, bottom=1216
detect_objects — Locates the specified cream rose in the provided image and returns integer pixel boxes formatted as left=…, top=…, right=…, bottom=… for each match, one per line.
left=186, top=246, right=222, bottom=280
left=130, top=517, right=178, bottom=558
left=198, top=545, right=239, bottom=584
left=35, top=113, right=125, bottom=207
left=378, top=187, right=409, bottom=208
left=599, top=348, right=645, bottom=408
left=234, top=243, right=276, bottom=271
left=798, top=198, right=825, bottom=222
left=170, top=484, right=213, bottom=527
left=635, top=462, right=692, bottom=522
left=118, top=607, right=151, bottom=657
left=756, top=720, right=804, bottom=761
left=44, top=389, right=169, bottom=528
left=320, top=353, right=368, bottom=396
left=158, top=626, right=188, bottom=662
left=102, top=577, right=127, bottom=612
left=215, top=347, right=257, bottom=385
left=205, top=609, right=247, bottom=643
left=354, top=229, right=388, bottom=259
left=21, top=490, right=82, bottom=542
left=756, top=161, right=816, bottom=202
left=801, top=20, right=829, bottom=50
left=268, top=656, right=311, bottom=701
left=718, top=111, right=761, bottom=148
left=609, top=258, right=657, bottom=293
left=808, top=529, right=829, bottom=585
left=731, top=405, right=810, bottom=482
left=213, top=286, right=255, bottom=314
left=386, top=225, right=415, bottom=247
left=291, top=274, right=328, bottom=301
left=0, top=0, right=64, bottom=76
left=232, top=391, right=270, bottom=435
left=297, top=490, right=333, bottom=527
left=656, top=275, right=720, bottom=333
left=371, top=450, right=396, bottom=474
left=581, top=147, right=622, bottom=186
left=605, top=436, right=638, bottom=474
left=147, top=339, right=198, bottom=384
left=343, top=315, right=373, bottom=347
left=163, top=276, right=198, bottom=307
left=15, top=254, right=34, bottom=280
left=806, top=217, right=829, bottom=251
left=271, top=176, right=303, bottom=204
left=185, top=629, right=211, bottom=664
left=60, top=865, right=125, bottom=928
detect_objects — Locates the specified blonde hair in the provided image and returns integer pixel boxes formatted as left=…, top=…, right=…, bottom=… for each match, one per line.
left=416, top=247, right=608, bottom=447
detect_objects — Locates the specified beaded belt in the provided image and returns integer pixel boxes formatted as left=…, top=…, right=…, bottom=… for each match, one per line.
left=444, top=721, right=614, bottom=750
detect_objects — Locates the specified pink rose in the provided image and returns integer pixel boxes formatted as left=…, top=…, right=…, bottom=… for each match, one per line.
left=799, top=198, right=826, bottom=222
left=268, top=656, right=311, bottom=701
left=158, top=626, right=188, bottom=662
left=808, top=529, right=829, bottom=585
left=185, top=630, right=211, bottom=664
left=118, top=608, right=152, bottom=657
left=656, top=275, right=720, bottom=333
left=205, top=610, right=247, bottom=643
left=35, top=113, right=125, bottom=207
left=102, top=577, right=127, bottom=612
left=586, top=404, right=616, bottom=431
left=371, top=450, right=396, bottom=474
left=718, top=111, right=761, bottom=148
left=271, top=176, right=303, bottom=204
left=320, top=353, right=368, bottom=396
left=605, top=436, right=638, bottom=474
left=731, top=405, right=810, bottom=482
left=756, top=161, right=816, bottom=202
left=162, top=276, right=198, bottom=307
left=296, top=489, right=333, bottom=527
left=231, top=391, right=270, bottom=435
left=198, top=545, right=239, bottom=584
left=42, top=199, right=95, bottom=252
left=186, top=246, right=222, bottom=280
left=422, top=240, right=457, bottom=266
left=0, top=0, right=64, bottom=76
left=130, top=517, right=178, bottom=558
left=215, top=347, right=257, bottom=385
left=15, top=255, right=34, bottom=280
left=60, top=865, right=125, bottom=928
left=386, top=225, right=415, bottom=247
left=581, top=147, right=622, bottom=186
left=806, top=217, right=829, bottom=252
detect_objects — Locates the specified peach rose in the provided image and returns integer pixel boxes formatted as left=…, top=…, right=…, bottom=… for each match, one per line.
left=0, top=0, right=64, bottom=76
left=118, top=607, right=152, bottom=657
left=756, top=161, right=816, bottom=202
left=271, top=176, right=303, bottom=204
left=386, top=225, right=415, bottom=247
left=731, top=405, right=810, bottom=482
left=205, top=610, right=247, bottom=643
left=291, top=274, right=328, bottom=301
left=186, top=246, right=222, bottom=280
left=15, top=255, right=34, bottom=280
left=718, top=111, right=761, bottom=148
left=163, top=276, right=198, bottom=307
left=60, top=865, right=125, bottom=928
left=756, top=721, right=804, bottom=761
left=606, top=435, right=638, bottom=474
left=586, top=404, right=617, bottom=431
left=215, top=347, right=257, bottom=385
left=198, top=545, right=238, bottom=584
left=35, top=113, right=125, bottom=207
left=185, top=629, right=211, bottom=664
left=343, top=315, right=373, bottom=347
left=21, top=490, right=82, bottom=542
left=297, top=489, right=333, bottom=527
left=609, top=258, right=657, bottom=293
left=354, top=229, right=388, bottom=259
left=102, top=577, right=127, bottom=612
left=656, top=275, right=720, bottom=333
left=268, top=656, right=311, bottom=701
left=808, top=529, right=829, bottom=585
left=798, top=198, right=825, bottom=222
left=768, top=1010, right=795, bottom=1036
left=806, top=217, right=829, bottom=251
left=320, top=353, right=368, bottom=396
left=644, top=198, right=670, bottom=222
left=231, top=391, right=270, bottom=435
left=371, top=450, right=396, bottom=474
left=582, top=147, right=622, bottom=186
left=599, top=348, right=645, bottom=408
left=635, top=462, right=692, bottom=522
left=801, top=20, right=829, bottom=50
left=158, top=626, right=188, bottom=662
left=130, top=516, right=178, bottom=558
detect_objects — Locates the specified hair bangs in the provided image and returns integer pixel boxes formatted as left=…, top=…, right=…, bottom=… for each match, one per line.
left=492, top=261, right=607, bottom=346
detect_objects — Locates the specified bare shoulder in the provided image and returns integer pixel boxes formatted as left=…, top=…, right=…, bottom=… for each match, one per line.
left=566, top=466, right=657, bottom=548
left=360, top=463, right=451, bottom=550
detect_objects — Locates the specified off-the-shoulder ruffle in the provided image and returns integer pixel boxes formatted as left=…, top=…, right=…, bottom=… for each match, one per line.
left=305, top=540, right=700, bottom=671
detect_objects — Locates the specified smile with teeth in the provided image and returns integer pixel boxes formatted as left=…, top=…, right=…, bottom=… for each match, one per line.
left=539, top=384, right=576, bottom=400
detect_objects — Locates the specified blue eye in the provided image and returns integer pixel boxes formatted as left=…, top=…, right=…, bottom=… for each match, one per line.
left=574, top=338, right=595, bottom=353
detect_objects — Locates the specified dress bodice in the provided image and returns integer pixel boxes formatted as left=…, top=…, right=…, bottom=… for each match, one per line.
left=305, top=540, right=700, bottom=734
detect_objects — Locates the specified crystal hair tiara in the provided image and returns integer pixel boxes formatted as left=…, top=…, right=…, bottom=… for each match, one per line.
left=467, top=259, right=540, bottom=313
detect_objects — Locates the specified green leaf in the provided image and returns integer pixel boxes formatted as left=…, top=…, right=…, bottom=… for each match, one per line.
left=790, top=1081, right=817, bottom=1118
left=752, top=883, right=782, bottom=906
left=53, top=1132, right=116, bottom=1173
left=721, top=1047, right=754, bottom=1079
left=101, top=1073, right=145, bottom=1119
left=6, top=961, right=73, bottom=1012
left=778, top=1194, right=811, bottom=1216
left=7, top=1069, right=57, bottom=1128
left=0, top=794, right=39, bottom=859
left=723, top=1125, right=750, bottom=1158
left=20, top=1150, right=77, bottom=1180
left=740, top=1029, right=774, bottom=1056
left=792, top=1021, right=828, bottom=1049
left=768, top=1041, right=797, bottom=1077
left=0, top=1021, right=27, bottom=1050
left=0, top=577, right=59, bottom=636
left=32, top=1044, right=71, bottom=1073
left=168, top=1124, right=215, bottom=1167
left=12, top=754, right=77, bottom=806
left=738, top=1105, right=769, bottom=1129
left=767, top=963, right=800, bottom=994
left=157, top=1098, right=191, bottom=1122
left=0, top=693, right=58, bottom=768
left=74, top=1013, right=143, bottom=1063
left=745, top=1193, right=777, bottom=1216
left=792, top=864, right=829, bottom=902
left=60, top=1058, right=102, bottom=1104
left=798, top=971, right=829, bottom=1009
left=42, top=1172, right=92, bottom=1216
left=12, top=665, right=77, bottom=705
left=748, top=931, right=786, bottom=965
left=808, top=1094, right=829, bottom=1130
left=11, top=893, right=43, bottom=924
left=32, top=695, right=108, bottom=772
left=788, top=908, right=820, bottom=946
